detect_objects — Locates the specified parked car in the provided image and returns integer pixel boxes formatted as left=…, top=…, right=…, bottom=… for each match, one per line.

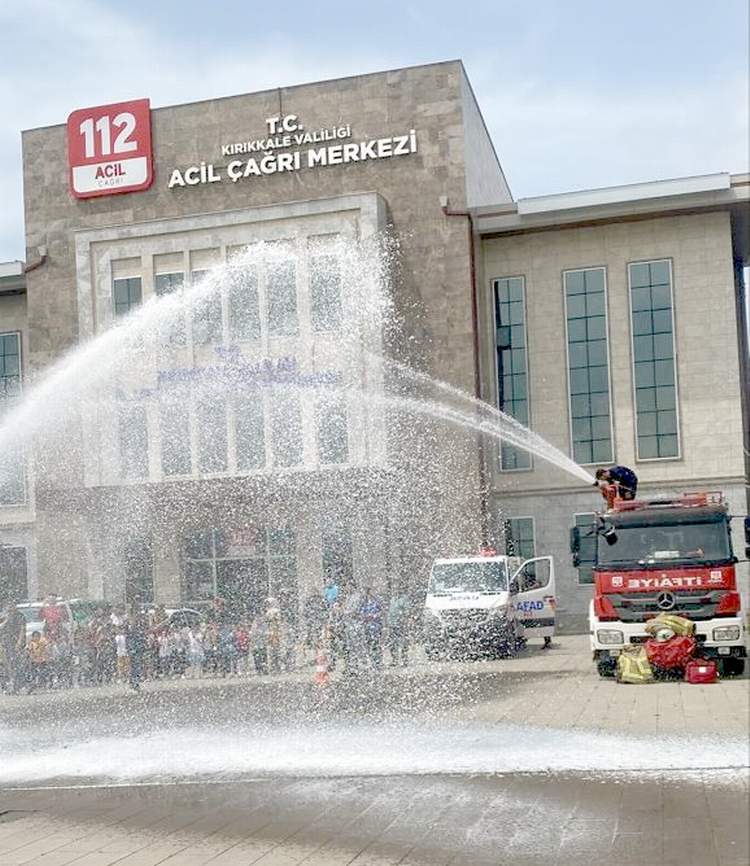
left=16, top=599, right=74, bottom=643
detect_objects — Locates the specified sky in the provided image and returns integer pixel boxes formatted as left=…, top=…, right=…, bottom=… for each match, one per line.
left=0, top=0, right=748, bottom=262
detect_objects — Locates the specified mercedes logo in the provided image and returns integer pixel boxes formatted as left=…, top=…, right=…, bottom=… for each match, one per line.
left=656, top=591, right=676, bottom=611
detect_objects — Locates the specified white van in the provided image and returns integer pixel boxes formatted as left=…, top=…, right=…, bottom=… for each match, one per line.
left=422, top=553, right=555, bottom=658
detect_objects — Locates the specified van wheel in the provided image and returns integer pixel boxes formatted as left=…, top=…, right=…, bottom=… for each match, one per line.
left=597, top=660, right=616, bottom=678
left=719, top=658, right=745, bottom=677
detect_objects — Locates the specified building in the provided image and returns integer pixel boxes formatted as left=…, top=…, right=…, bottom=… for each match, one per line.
left=1, top=60, right=748, bottom=631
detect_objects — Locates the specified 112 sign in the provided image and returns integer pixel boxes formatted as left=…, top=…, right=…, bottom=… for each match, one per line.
left=67, top=98, right=153, bottom=199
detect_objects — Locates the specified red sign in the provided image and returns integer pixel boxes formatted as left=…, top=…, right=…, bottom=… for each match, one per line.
left=595, top=566, right=735, bottom=594
left=67, top=98, right=153, bottom=199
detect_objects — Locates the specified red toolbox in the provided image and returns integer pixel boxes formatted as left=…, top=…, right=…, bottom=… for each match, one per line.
left=685, top=659, right=718, bottom=684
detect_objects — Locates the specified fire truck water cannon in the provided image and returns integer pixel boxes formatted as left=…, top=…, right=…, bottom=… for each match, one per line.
left=570, top=491, right=749, bottom=679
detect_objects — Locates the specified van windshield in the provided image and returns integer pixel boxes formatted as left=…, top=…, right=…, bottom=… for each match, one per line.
left=429, top=561, right=508, bottom=594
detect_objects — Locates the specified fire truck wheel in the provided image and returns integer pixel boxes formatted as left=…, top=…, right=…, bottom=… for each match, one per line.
left=718, top=658, right=745, bottom=677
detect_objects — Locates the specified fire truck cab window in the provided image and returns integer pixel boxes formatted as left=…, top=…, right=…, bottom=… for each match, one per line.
left=598, top=520, right=730, bottom=567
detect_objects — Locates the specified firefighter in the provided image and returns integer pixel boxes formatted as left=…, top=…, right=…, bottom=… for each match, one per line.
left=595, top=465, right=638, bottom=502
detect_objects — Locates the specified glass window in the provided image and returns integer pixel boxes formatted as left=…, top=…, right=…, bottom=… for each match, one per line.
left=191, top=270, right=223, bottom=345
left=124, top=537, right=154, bottom=606
left=181, top=527, right=297, bottom=617
left=316, top=396, right=348, bottom=464
left=0, top=333, right=21, bottom=399
left=235, top=395, right=266, bottom=471
left=565, top=268, right=612, bottom=465
left=118, top=402, right=149, bottom=480
left=0, top=545, right=28, bottom=602
left=154, top=272, right=186, bottom=346
left=113, top=277, right=142, bottom=318
left=267, top=260, right=298, bottom=336
left=575, top=513, right=597, bottom=584
left=271, top=392, right=303, bottom=467
left=310, top=255, right=343, bottom=332
left=183, top=560, right=215, bottom=602
left=227, top=268, right=261, bottom=342
left=322, top=526, right=353, bottom=588
left=159, top=398, right=191, bottom=476
left=508, top=517, right=535, bottom=560
left=196, top=398, right=228, bottom=473
left=494, top=276, right=531, bottom=470
left=628, top=261, right=678, bottom=459
left=0, top=333, right=25, bottom=506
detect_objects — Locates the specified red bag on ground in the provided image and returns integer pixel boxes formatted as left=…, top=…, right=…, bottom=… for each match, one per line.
left=644, top=635, right=696, bottom=670
left=685, top=659, right=718, bottom=684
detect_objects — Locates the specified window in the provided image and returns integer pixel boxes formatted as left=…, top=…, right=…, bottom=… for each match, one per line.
left=0, top=545, right=28, bottom=604
left=575, top=512, right=597, bottom=584
left=271, top=392, right=303, bottom=467
left=628, top=260, right=679, bottom=459
left=191, top=270, right=223, bottom=345
left=235, top=395, right=266, bottom=471
left=493, top=277, right=531, bottom=470
left=322, top=526, right=354, bottom=588
left=181, top=527, right=297, bottom=619
left=564, top=268, right=613, bottom=465
left=113, top=277, right=142, bottom=318
left=124, top=538, right=154, bottom=606
left=154, top=272, right=186, bottom=345
left=310, top=255, right=343, bottom=332
left=507, top=517, right=535, bottom=560
left=228, top=268, right=261, bottom=342
left=196, top=398, right=228, bottom=474
left=159, top=398, right=191, bottom=476
left=0, top=333, right=21, bottom=399
left=118, top=403, right=149, bottom=480
left=267, top=260, right=298, bottom=336
left=316, top=396, right=348, bottom=464
left=0, top=332, right=25, bottom=506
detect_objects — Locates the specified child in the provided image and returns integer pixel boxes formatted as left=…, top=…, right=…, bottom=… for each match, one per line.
left=52, top=632, right=74, bottom=688
left=217, top=624, right=237, bottom=677
left=234, top=622, right=250, bottom=674
left=28, top=630, right=50, bottom=691
left=115, top=627, right=130, bottom=682
left=186, top=626, right=204, bottom=679
left=158, top=628, right=172, bottom=677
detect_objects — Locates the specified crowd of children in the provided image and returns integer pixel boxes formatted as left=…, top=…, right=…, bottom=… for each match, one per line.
left=0, top=597, right=303, bottom=694
left=1, top=582, right=418, bottom=695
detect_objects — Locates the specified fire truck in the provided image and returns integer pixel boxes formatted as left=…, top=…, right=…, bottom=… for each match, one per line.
left=570, top=492, right=749, bottom=677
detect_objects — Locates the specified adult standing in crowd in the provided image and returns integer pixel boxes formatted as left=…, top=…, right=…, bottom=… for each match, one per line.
left=360, top=586, right=384, bottom=672
left=127, top=609, right=148, bottom=692
left=342, top=587, right=366, bottom=677
left=303, top=591, right=328, bottom=652
left=387, top=587, right=410, bottom=667
left=0, top=601, right=26, bottom=693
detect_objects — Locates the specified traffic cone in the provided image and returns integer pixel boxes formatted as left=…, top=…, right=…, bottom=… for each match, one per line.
left=314, top=646, right=330, bottom=686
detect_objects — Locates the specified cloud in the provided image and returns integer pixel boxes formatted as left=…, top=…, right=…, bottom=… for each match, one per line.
left=0, top=0, right=394, bottom=259
left=473, top=71, right=749, bottom=198
left=0, top=0, right=748, bottom=259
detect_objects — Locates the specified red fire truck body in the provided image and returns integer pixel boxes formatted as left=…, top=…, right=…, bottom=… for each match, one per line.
left=574, top=492, right=748, bottom=677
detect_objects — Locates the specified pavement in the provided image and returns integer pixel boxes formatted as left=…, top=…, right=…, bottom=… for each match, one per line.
left=0, top=635, right=748, bottom=866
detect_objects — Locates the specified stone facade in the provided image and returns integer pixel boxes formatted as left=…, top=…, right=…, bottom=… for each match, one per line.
left=10, top=60, right=509, bottom=609
left=479, top=211, right=749, bottom=631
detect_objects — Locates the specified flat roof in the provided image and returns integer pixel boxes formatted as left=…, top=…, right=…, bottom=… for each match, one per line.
left=0, top=260, right=25, bottom=294
left=475, top=172, right=750, bottom=263
left=22, top=59, right=465, bottom=134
